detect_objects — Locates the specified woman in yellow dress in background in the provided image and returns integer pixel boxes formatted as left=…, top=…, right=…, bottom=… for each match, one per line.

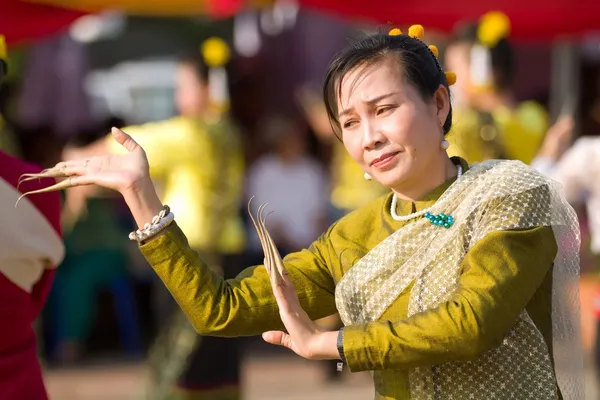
left=444, top=12, right=548, bottom=164
left=25, top=25, right=583, bottom=399
left=64, top=39, right=245, bottom=400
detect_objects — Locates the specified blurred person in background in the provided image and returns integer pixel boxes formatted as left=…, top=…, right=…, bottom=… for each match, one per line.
left=532, top=89, right=600, bottom=375
left=443, top=11, right=548, bottom=164
left=62, top=38, right=246, bottom=400
left=0, top=35, right=64, bottom=400
left=48, top=122, right=131, bottom=366
left=245, top=114, right=329, bottom=262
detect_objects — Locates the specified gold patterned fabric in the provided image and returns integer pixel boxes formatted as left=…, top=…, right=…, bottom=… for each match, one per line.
left=337, top=159, right=582, bottom=399
left=140, top=158, right=582, bottom=399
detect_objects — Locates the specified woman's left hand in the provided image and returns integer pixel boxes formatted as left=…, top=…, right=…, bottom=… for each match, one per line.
left=262, top=272, right=341, bottom=360
left=248, top=202, right=340, bottom=360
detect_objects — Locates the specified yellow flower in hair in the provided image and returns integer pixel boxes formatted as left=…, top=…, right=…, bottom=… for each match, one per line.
left=445, top=72, right=457, bottom=86
left=408, top=24, right=424, bottom=39
left=428, top=45, right=439, bottom=58
left=388, top=28, right=402, bottom=36
left=477, top=11, right=511, bottom=48
left=201, top=37, right=231, bottom=68
left=0, top=36, right=6, bottom=61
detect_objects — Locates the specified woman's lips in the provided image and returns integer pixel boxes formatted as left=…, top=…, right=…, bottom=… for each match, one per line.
left=371, top=152, right=400, bottom=169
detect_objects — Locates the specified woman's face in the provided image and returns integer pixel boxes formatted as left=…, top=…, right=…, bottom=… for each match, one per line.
left=175, top=63, right=209, bottom=118
left=337, top=56, right=450, bottom=195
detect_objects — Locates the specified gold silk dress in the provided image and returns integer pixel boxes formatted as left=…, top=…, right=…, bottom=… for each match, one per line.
left=138, top=158, right=580, bottom=399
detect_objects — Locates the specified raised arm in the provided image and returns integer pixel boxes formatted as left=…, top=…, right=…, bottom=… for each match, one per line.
left=139, top=221, right=337, bottom=337
left=16, top=128, right=339, bottom=358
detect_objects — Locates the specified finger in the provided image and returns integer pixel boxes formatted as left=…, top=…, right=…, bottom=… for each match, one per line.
left=263, top=257, right=272, bottom=275
left=256, top=203, right=279, bottom=284
left=262, top=331, right=293, bottom=350
left=248, top=200, right=272, bottom=276
left=20, top=161, right=89, bottom=187
left=258, top=207, right=285, bottom=286
left=271, top=283, right=293, bottom=314
left=15, top=178, right=75, bottom=207
left=18, top=168, right=67, bottom=187
left=16, top=160, right=82, bottom=184
left=111, top=127, right=140, bottom=153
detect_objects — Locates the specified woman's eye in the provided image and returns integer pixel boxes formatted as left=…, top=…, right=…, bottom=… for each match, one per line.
left=377, top=106, right=392, bottom=115
left=343, top=120, right=358, bottom=129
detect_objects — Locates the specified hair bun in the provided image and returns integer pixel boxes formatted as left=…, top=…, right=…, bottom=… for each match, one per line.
left=201, top=37, right=231, bottom=68
left=477, top=11, right=511, bottom=48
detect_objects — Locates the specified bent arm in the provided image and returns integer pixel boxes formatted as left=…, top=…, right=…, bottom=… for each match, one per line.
left=532, top=138, right=594, bottom=204
left=342, top=226, right=556, bottom=372
left=139, top=223, right=338, bottom=337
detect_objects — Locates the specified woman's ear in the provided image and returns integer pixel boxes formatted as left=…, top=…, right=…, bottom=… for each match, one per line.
left=434, top=84, right=451, bottom=126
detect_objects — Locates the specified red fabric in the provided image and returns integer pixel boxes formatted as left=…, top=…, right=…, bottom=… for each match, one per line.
left=0, top=151, right=62, bottom=400
left=2, top=0, right=599, bottom=44
left=0, top=1, right=84, bottom=46
left=298, top=0, right=600, bottom=41
left=0, top=152, right=62, bottom=315
left=208, top=0, right=243, bottom=18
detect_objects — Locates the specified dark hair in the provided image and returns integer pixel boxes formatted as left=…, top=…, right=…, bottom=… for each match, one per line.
left=323, top=33, right=453, bottom=138
left=178, top=52, right=210, bottom=84
left=449, top=22, right=515, bottom=90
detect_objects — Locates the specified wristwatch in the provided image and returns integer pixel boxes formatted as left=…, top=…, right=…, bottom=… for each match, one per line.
left=336, top=327, right=346, bottom=371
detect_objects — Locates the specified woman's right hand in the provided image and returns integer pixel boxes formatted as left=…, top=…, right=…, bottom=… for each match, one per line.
left=20, top=127, right=164, bottom=230
left=57, top=127, right=150, bottom=195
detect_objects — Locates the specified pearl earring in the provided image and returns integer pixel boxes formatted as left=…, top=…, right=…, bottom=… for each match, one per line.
left=441, top=139, right=450, bottom=150
left=364, top=172, right=373, bottom=181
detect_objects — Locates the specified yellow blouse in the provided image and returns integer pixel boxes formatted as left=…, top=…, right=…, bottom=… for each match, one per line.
left=109, top=116, right=245, bottom=254
left=139, top=160, right=557, bottom=399
left=448, top=101, right=548, bottom=165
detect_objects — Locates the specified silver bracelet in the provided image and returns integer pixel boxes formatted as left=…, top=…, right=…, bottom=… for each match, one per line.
left=128, top=205, right=175, bottom=243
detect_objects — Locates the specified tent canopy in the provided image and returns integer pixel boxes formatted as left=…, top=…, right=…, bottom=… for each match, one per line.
left=2, top=0, right=599, bottom=45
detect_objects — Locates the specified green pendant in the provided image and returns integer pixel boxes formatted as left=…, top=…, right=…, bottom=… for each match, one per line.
left=424, top=212, right=454, bottom=228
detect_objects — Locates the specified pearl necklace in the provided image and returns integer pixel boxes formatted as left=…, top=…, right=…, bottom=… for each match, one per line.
left=390, top=164, right=463, bottom=222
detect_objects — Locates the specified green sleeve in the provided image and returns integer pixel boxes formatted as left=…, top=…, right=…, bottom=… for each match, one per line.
left=342, top=225, right=557, bottom=372
left=139, top=223, right=338, bottom=337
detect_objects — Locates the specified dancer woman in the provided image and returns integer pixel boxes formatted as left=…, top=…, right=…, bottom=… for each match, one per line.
left=444, top=11, right=549, bottom=164
left=22, top=25, right=582, bottom=399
